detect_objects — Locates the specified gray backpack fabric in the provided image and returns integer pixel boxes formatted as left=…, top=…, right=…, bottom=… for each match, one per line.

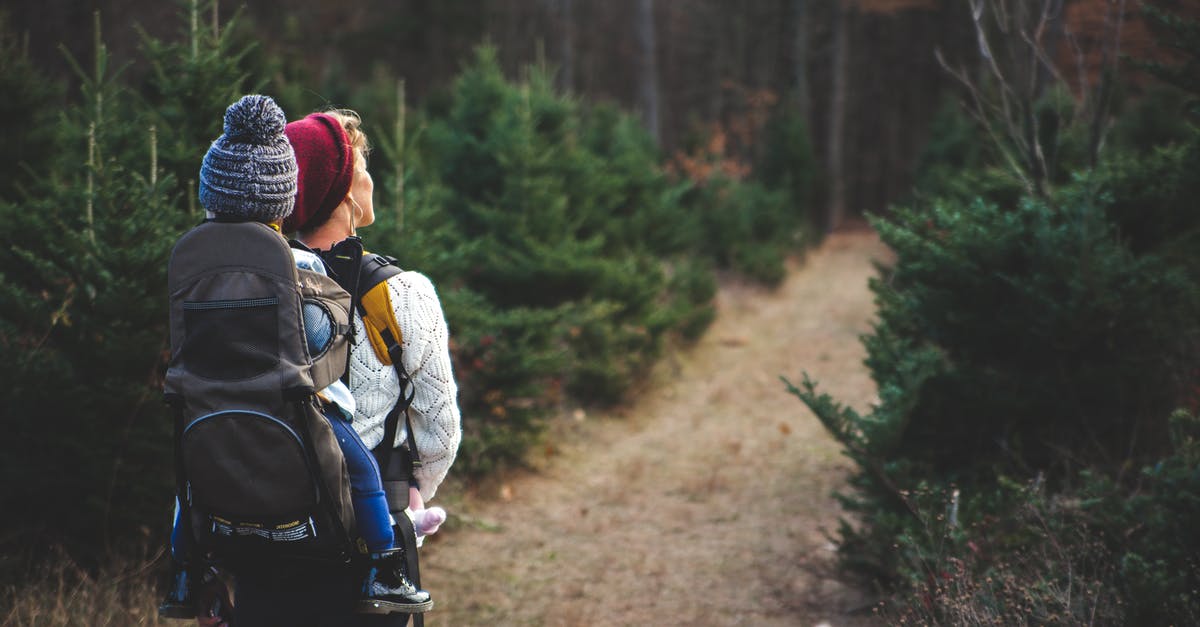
left=164, top=220, right=358, bottom=563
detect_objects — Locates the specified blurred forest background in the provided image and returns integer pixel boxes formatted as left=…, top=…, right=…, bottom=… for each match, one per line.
left=1, top=0, right=1199, bottom=624
left=11, top=0, right=986, bottom=226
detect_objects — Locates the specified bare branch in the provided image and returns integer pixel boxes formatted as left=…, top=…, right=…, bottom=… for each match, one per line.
left=1020, top=27, right=1071, bottom=91
left=938, top=0, right=1124, bottom=195
left=1065, top=27, right=1088, bottom=101
left=970, top=2, right=1026, bottom=162
left=1087, top=0, right=1127, bottom=165
left=935, top=48, right=1035, bottom=194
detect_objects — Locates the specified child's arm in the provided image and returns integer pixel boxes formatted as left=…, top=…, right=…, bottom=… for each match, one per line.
left=409, top=486, right=425, bottom=512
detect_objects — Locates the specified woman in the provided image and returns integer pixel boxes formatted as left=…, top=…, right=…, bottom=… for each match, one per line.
left=283, top=108, right=460, bottom=521
left=229, top=109, right=461, bottom=626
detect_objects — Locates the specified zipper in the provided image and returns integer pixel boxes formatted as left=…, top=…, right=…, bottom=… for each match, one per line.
left=183, top=297, right=279, bottom=310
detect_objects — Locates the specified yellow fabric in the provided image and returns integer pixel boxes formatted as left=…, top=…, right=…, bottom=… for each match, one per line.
left=360, top=280, right=403, bottom=365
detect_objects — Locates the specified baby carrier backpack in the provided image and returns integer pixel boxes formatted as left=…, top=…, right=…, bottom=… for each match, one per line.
left=164, top=218, right=358, bottom=567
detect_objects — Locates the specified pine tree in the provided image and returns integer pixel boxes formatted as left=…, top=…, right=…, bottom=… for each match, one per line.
left=0, top=4, right=268, bottom=566
left=366, top=48, right=718, bottom=475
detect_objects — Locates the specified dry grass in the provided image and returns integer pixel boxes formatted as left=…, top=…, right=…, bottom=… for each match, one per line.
left=418, top=229, right=891, bottom=626
left=2, top=548, right=168, bottom=627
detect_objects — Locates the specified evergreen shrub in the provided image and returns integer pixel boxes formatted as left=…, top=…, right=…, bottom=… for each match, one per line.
left=911, top=97, right=1025, bottom=208
left=0, top=12, right=62, bottom=200
left=684, top=176, right=797, bottom=285
left=1074, top=409, right=1200, bottom=625
left=667, top=101, right=816, bottom=285
left=0, top=7, right=258, bottom=569
left=786, top=130, right=1200, bottom=589
left=790, top=11, right=1200, bottom=593
left=369, top=48, right=722, bottom=478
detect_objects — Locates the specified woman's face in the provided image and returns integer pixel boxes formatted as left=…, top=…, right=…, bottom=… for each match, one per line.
left=349, top=152, right=375, bottom=229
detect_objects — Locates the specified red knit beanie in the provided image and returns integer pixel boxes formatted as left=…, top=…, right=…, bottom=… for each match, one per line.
left=283, top=113, right=354, bottom=233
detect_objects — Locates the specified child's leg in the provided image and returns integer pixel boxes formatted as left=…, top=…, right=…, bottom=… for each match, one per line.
left=324, top=408, right=394, bottom=552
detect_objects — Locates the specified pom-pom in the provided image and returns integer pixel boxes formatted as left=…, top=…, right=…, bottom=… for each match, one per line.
left=222, top=94, right=286, bottom=144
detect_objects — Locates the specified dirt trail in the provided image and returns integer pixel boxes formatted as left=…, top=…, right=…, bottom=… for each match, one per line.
left=422, top=229, right=891, bottom=626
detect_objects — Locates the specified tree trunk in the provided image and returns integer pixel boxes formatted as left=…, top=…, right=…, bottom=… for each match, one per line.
left=827, top=0, right=849, bottom=231
left=636, top=0, right=660, bottom=144
left=558, top=0, right=574, bottom=92
left=793, top=0, right=811, bottom=124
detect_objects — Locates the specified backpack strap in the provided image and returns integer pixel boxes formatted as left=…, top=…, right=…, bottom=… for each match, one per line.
left=313, top=243, right=422, bottom=481
left=393, top=506, right=426, bottom=626
left=354, top=253, right=427, bottom=626
left=356, top=253, right=421, bottom=478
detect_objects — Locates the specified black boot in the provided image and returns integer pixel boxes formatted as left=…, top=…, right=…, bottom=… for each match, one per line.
left=157, top=562, right=196, bottom=619
left=356, top=549, right=433, bottom=614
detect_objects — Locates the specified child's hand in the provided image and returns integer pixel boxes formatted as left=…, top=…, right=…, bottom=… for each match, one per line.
left=407, top=486, right=446, bottom=536
left=412, top=506, right=446, bottom=536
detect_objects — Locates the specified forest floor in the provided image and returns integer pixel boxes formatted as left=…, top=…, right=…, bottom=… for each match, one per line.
left=421, top=227, right=893, bottom=627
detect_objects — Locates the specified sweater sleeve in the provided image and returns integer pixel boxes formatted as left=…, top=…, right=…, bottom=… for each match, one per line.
left=389, top=271, right=462, bottom=501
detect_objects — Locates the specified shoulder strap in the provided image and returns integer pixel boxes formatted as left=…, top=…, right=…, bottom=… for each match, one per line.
left=393, top=508, right=426, bottom=626
left=356, top=253, right=420, bottom=474
left=353, top=252, right=426, bottom=624
left=313, top=242, right=422, bottom=479
left=356, top=254, right=403, bottom=365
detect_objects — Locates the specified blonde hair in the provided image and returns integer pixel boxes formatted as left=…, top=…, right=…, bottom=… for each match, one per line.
left=322, top=108, right=371, bottom=168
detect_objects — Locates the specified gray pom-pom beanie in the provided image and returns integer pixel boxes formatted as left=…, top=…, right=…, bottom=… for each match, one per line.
left=198, top=94, right=298, bottom=222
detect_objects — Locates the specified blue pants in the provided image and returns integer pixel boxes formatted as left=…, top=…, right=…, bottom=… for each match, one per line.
left=326, top=408, right=395, bottom=552
left=171, top=407, right=395, bottom=559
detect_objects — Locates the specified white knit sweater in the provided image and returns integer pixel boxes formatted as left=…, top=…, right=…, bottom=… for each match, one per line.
left=348, top=270, right=461, bottom=502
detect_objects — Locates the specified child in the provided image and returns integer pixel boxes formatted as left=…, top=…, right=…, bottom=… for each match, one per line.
left=160, top=94, right=439, bottom=619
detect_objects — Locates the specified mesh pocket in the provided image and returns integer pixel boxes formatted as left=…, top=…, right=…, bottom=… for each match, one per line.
left=183, top=297, right=279, bottom=380
left=301, top=300, right=334, bottom=359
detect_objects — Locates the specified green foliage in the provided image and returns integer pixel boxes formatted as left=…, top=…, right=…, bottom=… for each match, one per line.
left=873, top=412, right=1200, bottom=625
left=1140, top=2, right=1200, bottom=116
left=913, top=79, right=1195, bottom=209
left=1107, top=85, right=1196, bottom=153
left=788, top=109, right=1200, bottom=599
left=865, top=187, right=1189, bottom=469
left=911, top=96, right=1035, bottom=211
left=1074, top=409, right=1200, bottom=625
left=789, top=7, right=1200, bottom=617
left=1099, top=126, right=1200, bottom=273
left=756, top=102, right=817, bottom=222
left=0, top=12, right=62, bottom=201
left=0, top=6, right=255, bottom=570
left=362, top=47, right=725, bottom=477
left=682, top=177, right=801, bottom=285
left=136, top=0, right=260, bottom=204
